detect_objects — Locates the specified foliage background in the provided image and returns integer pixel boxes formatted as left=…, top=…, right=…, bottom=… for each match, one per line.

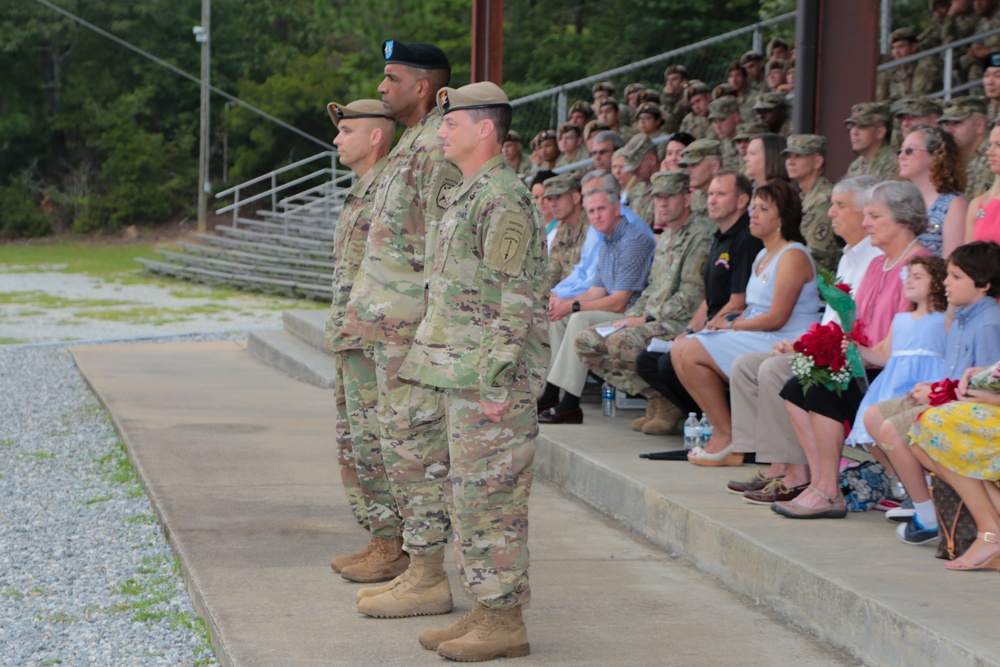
left=0, top=0, right=934, bottom=237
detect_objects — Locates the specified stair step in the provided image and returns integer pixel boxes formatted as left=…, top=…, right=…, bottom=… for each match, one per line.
left=247, top=328, right=337, bottom=388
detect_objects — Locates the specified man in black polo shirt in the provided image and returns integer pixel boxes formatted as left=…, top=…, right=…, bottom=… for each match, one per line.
left=634, top=170, right=761, bottom=430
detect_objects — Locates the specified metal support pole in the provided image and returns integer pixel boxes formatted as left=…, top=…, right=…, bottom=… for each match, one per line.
left=944, top=48, right=954, bottom=100
left=753, top=26, right=762, bottom=54
left=557, top=90, right=567, bottom=126
left=793, top=0, right=819, bottom=134
left=196, top=0, right=210, bottom=234
left=880, top=0, right=890, bottom=54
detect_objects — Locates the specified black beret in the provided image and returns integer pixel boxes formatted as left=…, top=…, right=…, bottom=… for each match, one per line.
left=382, top=39, right=450, bottom=70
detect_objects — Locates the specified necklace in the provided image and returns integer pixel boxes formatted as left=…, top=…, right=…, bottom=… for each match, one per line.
left=757, top=241, right=788, bottom=284
left=881, top=237, right=919, bottom=272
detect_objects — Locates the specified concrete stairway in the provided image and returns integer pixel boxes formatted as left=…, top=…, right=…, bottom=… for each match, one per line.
left=248, top=309, right=1000, bottom=667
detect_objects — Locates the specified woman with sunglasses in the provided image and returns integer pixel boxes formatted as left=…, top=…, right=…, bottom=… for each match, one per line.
left=897, top=124, right=968, bottom=258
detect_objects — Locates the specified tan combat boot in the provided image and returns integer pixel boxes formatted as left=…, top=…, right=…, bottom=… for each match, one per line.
left=356, top=569, right=409, bottom=602
left=418, top=604, right=486, bottom=650
left=630, top=398, right=654, bottom=431
left=641, top=394, right=681, bottom=436
left=340, top=536, right=409, bottom=583
left=330, top=535, right=378, bottom=572
left=436, top=605, right=530, bottom=662
left=356, top=550, right=452, bottom=618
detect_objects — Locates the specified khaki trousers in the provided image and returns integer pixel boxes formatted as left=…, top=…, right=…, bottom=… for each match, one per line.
left=730, top=351, right=807, bottom=465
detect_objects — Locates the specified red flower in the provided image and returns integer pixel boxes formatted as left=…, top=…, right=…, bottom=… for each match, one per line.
left=834, top=283, right=851, bottom=296
left=850, top=318, right=872, bottom=348
left=928, top=378, right=959, bottom=407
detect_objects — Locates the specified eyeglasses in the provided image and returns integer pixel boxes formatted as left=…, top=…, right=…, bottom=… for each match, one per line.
left=591, top=149, right=612, bottom=156
left=896, top=146, right=927, bottom=156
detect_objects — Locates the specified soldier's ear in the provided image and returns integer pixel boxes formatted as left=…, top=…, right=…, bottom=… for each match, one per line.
left=815, top=154, right=825, bottom=172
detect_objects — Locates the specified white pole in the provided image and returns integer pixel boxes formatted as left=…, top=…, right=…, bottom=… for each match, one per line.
left=197, top=0, right=211, bottom=234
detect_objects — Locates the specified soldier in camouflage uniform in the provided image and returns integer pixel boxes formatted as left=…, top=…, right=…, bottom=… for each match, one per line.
left=679, top=81, right=715, bottom=140
left=708, top=97, right=745, bottom=172
left=661, top=64, right=691, bottom=132
left=635, top=102, right=670, bottom=159
left=342, top=40, right=462, bottom=619
left=680, top=139, right=723, bottom=219
left=753, top=92, right=792, bottom=138
left=877, top=28, right=943, bottom=103
left=741, top=50, right=766, bottom=96
left=554, top=121, right=589, bottom=174
left=568, top=100, right=594, bottom=129
left=502, top=130, right=531, bottom=178
left=939, top=96, right=992, bottom=199
left=324, top=99, right=408, bottom=582
left=399, top=81, right=549, bottom=662
left=597, top=98, right=637, bottom=142
left=962, top=0, right=1000, bottom=83
left=543, top=173, right=590, bottom=289
left=620, top=134, right=659, bottom=229
left=575, top=170, right=713, bottom=435
left=734, top=120, right=768, bottom=167
left=782, top=135, right=841, bottom=273
left=844, top=103, right=898, bottom=181
left=983, top=52, right=1000, bottom=121
left=535, top=129, right=560, bottom=170
left=941, top=0, right=981, bottom=82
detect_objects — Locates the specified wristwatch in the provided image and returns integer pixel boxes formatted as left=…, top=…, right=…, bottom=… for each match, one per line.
left=572, top=301, right=581, bottom=313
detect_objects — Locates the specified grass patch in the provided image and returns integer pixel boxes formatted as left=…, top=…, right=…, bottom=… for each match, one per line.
left=31, top=451, right=56, bottom=460
left=0, top=337, right=30, bottom=345
left=86, top=494, right=114, bottom=505
left=0, top=242, right=163, bottom=277
left=0, top=438, right=15, bottom=447
left=125, top=513, right=157, bottom=525
left=3, top=587, right=23, bottom=597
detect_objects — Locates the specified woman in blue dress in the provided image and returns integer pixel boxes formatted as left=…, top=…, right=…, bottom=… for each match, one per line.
left=672, top=179, right=821, bottom=466
left=898, top=124, right=967, bottom=258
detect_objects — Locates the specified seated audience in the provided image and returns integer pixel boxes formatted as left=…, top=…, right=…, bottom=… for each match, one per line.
left=898, top=124, right=967, bottom=257
left=964, top=122, right=1000, bottom=244
left=660, top=131, right=696, bottom=173
left=783, top=134, right=840, bottom=272
left=845, top=103, right=897, bottom=182
left=938, top=97, right=991, bottom=200
left=544, top=174, right=589, bottom=289
left=743, top=133, right=788, bottom=186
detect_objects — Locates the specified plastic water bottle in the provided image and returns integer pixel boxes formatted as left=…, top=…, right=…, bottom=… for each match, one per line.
left=601, top=382, right=616, bottom=417
left=699, top=413, right=713, bottom=446
left=683, top=412, right=700, bottom=450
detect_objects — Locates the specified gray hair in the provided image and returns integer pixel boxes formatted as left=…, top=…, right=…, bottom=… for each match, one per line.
left=593, top=131, right=625, bottom=150
left=832, top=175, right=878, bottom=205
left=581, top=169, right=621, bottom=199
left=582, top=186, right=620, bottom=205
left=864, top=180, right=929, bottom=236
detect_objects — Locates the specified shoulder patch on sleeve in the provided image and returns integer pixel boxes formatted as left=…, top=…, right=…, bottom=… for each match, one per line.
left=485, top=210, right=531, bottom=276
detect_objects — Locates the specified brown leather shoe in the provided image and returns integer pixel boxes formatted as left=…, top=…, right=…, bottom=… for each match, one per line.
left=537, top=407, right=583, bottom=424
left=743, top=479, right=807, bottom=505
left=726, top=469, right=782, bottom=495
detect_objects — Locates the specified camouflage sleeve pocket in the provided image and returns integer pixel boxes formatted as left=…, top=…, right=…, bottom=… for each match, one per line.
left=484, top=211, right=530, bottom=277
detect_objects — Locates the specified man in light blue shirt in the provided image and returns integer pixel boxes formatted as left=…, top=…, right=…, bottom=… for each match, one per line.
left=551, top=170, right=654, bottom=299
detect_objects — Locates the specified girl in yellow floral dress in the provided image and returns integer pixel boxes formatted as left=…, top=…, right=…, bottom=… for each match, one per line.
left=909, top=360, right=1000, bottom=571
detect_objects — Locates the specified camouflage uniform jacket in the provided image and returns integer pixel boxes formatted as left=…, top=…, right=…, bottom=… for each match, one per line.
left=968, top=14, right=1000, bottom=81
left=720, top=137, right=744, bottom=172
left=399, top=155, right=550, bottom=403
left=845, top=144, right=897, bottom=181
left=942, top=12, right=980, bottom=45
left=623, top=213, right=713, bottom=331
left=508, top=154, right=532, bottom=178
left=883, top=59, right=942, bottom=102
left=798, top=176, right=841, bottom=273
left=966, top=134, right=993, bottom=200
left=660, top=93, right=686, bottom=132
left=690, top=189, right=708, bottom=219
left=555, top=147, right=588, bottom=170
left=548, top=209, right=590, bottom=290
left=617, top=124, right=639, bottom=142
left=679, top=112, right=714, bottom=140
left=325, top=157, right=388, bottom=352
left=626, top=179, right=655, bottom=228
left=342, top=107, right=462, bottom=346
left=991, top=100, right=1000, bottom=124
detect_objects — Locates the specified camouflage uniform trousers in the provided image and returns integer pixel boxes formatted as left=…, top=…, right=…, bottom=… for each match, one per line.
left=574, top=321, right=676, bottom=397
left=444, top=388, right=535, bottom=609
left=335, top=346, right=402, bottom=538
left=372, top=341, right=451, bottom=555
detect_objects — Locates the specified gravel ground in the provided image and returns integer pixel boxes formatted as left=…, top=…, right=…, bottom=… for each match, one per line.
left=0, top=337, right=239, bottom=667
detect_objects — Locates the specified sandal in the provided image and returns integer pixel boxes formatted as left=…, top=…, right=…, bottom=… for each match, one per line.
left=771, top=485, right=847, bottom=520
left=945, top=532, right=1000, bottom=572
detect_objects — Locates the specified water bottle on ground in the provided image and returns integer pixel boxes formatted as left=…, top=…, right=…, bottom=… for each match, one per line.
left=683, top=412, right=700, bottom=450
left=601, top=382, right=616, bottom=417
left=699, top=413, right=713, bottom=446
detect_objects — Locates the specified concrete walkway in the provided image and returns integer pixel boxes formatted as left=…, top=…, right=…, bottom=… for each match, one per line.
left=71, top=341, right=857, bottom=667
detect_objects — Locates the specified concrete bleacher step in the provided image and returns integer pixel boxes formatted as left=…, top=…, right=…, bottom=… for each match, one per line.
left=176, top=242, right=336, bottom=272
left=196, top=234, right=335, bottom=261
left=248, top=308, right=1000, bottom=667
left=246, top=327, right=337, bottom=388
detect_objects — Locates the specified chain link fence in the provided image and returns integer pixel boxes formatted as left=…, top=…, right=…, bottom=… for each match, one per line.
left=509, top=12, right=796, bottom=142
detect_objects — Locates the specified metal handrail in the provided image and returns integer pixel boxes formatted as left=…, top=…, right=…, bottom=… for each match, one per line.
left=876, top=26, right=1000, bottom=71
left=215, top=150, right=337, bottom=198
left=510, top=11, right=797, bottom=108
left=215, top=167, right=335, bottom=215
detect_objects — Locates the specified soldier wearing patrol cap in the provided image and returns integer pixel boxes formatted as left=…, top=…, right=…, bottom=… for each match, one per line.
left=765, top=59, right=788, bottom=93
left=680, top=138, right=723, bottom=218
left=662, top=63, right=691, bottom=129
left=939, top=96, right=992, bottom=198
left=877, top=27, right=942, bottom=103
left=624, top=82, right=645, bottom=110
left=844, top=102, right=897, bottom=181
left=741, top=50, right=766, bottom=91
left=575, top=169, right=714, bottom=436
left=344, top=39, right=462, bottom=619
left=597, top=97, right=637, bottom=141
left=635, top=101, right=669, bottom=157
left=964, top=0, right=1000, bottom=84
left=398, top=81, right=547, bottom=662
left=709, top=97, right=744, bottom=171
left=679, top=81, right=715, bottom=140
left=734, top=120, right=768, bottom=165
left=983, top=52, right=1000, bottom=121
left=619, top=133, right=660, bottom=228
left=543, top=173, right=590, bottom=290
left=555, top=121, right=588, bottom=171
left=782, top=135, right=840, bottom=272
left=535, top=128, right=560, bottom=170
left=592, top=80, right=615, bottom=105
left=753, top=92, right=792, bottom=137
left=568, top=100, right=594, bottom=129
left=501, top=130, right=531, bottom=177
left=324, top=100, right=406, bottom=582
left=893, top=96, right=943, bottom=139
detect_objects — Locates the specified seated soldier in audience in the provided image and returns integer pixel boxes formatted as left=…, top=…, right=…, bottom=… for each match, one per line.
left=784, top=134, right=841, bottom=272
left=681, top=139, right=723, bottom=218
left=619, top=134, right=660, bottom=229
left=569, top=100, right=595, bottom=129
left=590, top=130, right=623, bottom=172
left=942, top=0, right=981, bottom=81
left=964, top=0, right=1000, bottom=83
left=753, top=92, right=792, bottom=137
left=765, top=59, right=788, bottom=93
left=844, top=102, right=897, bottom=181
left=575, top=171, right=714, bottom=435
left=529, top=170, right=558, bottom=243
left=892, top=97, right=942, bottom=150
left=775, top=57, right=795, bottom=95
left=709, top=97, right=745, bottom=171
left=536, top=129, right=560, bottom=170
left=918, top=0, right=951, bottom=50
left=624, top=83, right=645, bottom=112
left=741, top=50, right=766, bottom=96
left=611, top=148, right=632, bottom=195
left=544, top=174, right=590, bottom=290
left=598, top=98, right=637, bottom=142
left=878, top=28, right=942, bottom=103
left=593, top=81, right=615, bottom=106
left=662, top=64, right=691, bottom=131
left=733, top=121, right=768, bottom=169
left=725, top=61, right=757, bottom=119
left=502, top=130, right=531, bottom=178
left=537, top=186, right=656, bottom=424
left=583, top=120, right=612, bottom=153
left=940, top=96, right=992, bottom=199
left=634, top=171, right=761, bottom=432
left=767, top=37, right=790, bottom=67
left=555, top=121, right=588, bottom=173
left=680, top=81, right=715, bottom=140
left=636, top=102, right=669, bottom=159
